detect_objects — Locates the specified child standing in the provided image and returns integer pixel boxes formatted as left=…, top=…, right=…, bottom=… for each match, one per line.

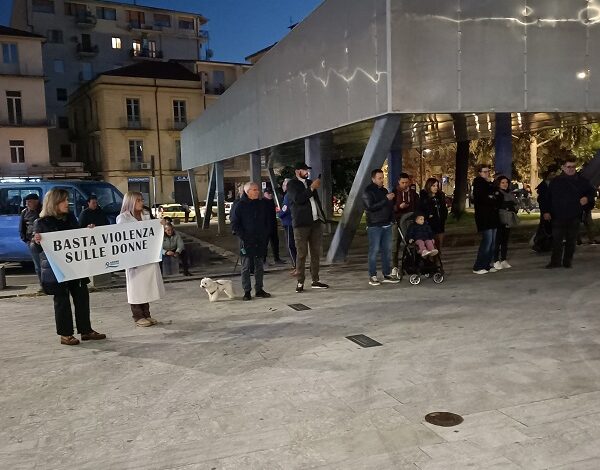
left=407, top=213, right=439, bottom=258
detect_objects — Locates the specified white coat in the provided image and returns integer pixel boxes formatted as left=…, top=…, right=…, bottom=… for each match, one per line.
left=116, top=211, right=165, bottom=304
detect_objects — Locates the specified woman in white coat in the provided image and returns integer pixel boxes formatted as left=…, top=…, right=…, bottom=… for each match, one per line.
left=117, top=191, right=165, bottom=327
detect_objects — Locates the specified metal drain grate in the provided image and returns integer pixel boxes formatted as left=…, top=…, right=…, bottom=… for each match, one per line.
left=288, top=303, right=311, bottom=311
left=424, top=412, right=464, bottom=427
left=346, top=334, right=382, bottom=348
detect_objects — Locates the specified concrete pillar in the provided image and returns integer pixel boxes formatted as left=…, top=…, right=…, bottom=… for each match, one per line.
left=387, top=149, right=403, bottom=193
left=250, top=152, right=262, bottom=184
left=495, top=113, right=512, bottom=179
left=215, top=160, right=226, bottom=235
left=305, top=134, right=333, bottom=219
left=326, top=115, right=402, bottom=263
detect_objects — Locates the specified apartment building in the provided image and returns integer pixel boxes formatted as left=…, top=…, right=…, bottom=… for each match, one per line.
left=0, top=26, right=54, bottom=178
left=10, top=0, right=207, bottom=162
left=68, top=58, right=252, bottom=204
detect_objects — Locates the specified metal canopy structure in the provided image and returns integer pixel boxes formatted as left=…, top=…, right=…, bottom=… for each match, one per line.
left=182, top=0, right=600, bottom=169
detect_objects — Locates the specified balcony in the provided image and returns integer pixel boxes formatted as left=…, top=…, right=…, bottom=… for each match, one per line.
left=0, top=118, right=54, bottom=128
left=127, top=160, right=152, bottom=171
left=130, top=48, right=163, bottom=60
left=205, top=84, right=227, bottom=95
left=128, top=21, right=154, bottom=31
left=75, top=12, right=97, bottom=28
left=119, top=117, right=152, bottom=130
left=166, top=119, right=187, bottom=131
left=76, top=43, right=99, bottom=58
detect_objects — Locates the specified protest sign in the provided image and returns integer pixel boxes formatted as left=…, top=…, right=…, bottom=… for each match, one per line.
left=40, top=219, right=164, bottom=282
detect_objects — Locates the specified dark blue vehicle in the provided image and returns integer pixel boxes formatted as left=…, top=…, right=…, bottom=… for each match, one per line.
left=0, top=180, right=123, bottom=263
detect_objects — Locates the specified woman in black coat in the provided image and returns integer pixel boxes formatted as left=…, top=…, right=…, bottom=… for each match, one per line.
left=32, top=188, right=106, bottom=346
left=419, top=178, right=449, bottom=252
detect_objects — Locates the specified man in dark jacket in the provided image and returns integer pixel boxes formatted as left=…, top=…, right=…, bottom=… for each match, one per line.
left=544, top=157, right=596, bottom=268
left=532, top=171, right=554, bottom=252
left=362, top=169, right=399, bottom=286
left=19, top=193, right=42, bottom=283
left=79, top=195, right=109, bottom=228
left=263, top=188, right=285, bottom=264
left=231, top=182, right=272, bottom=301
left=391, top=173, right=419, bottom=276
left=472, top=164, right=502, bottom=274
left=286, top=162, right=329, bottom=293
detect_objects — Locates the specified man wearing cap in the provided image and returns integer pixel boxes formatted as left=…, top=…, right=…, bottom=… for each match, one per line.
left=79, top=195, right=109, bottom=228
left=19, top=193, right=42, bottom=283
left=286, top=162, right=329, bottom=292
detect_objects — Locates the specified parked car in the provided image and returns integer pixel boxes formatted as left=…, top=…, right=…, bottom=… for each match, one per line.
left=199, top=200, right=232, bottom=219
left=0, top=179, right=123, bottom=263
left=160, top=204, right=196, bottom=221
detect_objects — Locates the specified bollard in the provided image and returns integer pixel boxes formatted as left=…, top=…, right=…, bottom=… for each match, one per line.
left=0, top=264, right=6, bottom=290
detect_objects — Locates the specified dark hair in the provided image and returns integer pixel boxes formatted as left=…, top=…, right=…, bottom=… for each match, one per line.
left=493, top=175, right=510, bottom=187
left=371, top=169, right=383, bottom=178
left=476, top=163, right=491, bottom=173
left=398, top=172, right=410, bottom=180
left=424, top=177, right=440, bottom=195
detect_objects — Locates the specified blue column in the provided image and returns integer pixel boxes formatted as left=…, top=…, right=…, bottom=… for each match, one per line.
left=215, top=160, right=226, bottom=235
left=495, top=113, right=512, bottom=179
left=387, top=149, right=403, bottom=192
left=250, top=152, right=261, bottom=184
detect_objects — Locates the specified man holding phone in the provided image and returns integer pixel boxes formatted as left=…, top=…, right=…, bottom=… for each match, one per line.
left=286, top=162, right=329, bottom=293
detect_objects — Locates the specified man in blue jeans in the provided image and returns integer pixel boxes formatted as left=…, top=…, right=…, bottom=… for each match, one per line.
left=362, top=169, right=400, bottom=286
left=472, top=164, right=502, bottom=274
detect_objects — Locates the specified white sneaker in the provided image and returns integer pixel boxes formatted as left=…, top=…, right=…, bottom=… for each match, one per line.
left=493, top=261, right=503, bottom=270
left=473, top=269, right=488, bottom=274
left=369, top=276, right=381, bottom=286
left=391, top=267, right=399, bottom=278
left=428, top=249, right=439, bottom=257
left=501, top=260, right=512, bottom=269
left=421, top=250, right=430, bottom=257
left=488, top=267, right=498, bottom=273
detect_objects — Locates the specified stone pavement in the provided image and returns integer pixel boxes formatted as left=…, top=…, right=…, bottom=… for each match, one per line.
left=2, top=243, right=600, bottom=469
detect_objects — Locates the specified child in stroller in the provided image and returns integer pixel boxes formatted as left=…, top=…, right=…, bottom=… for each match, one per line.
left=398, top=212, right=445, bottom=285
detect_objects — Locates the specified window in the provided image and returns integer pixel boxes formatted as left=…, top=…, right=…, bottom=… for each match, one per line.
left=9, top=140, right=25, bottom=163
left=129, top=140, right=143, bottom=162
left=153, top=13, right=171, bottom=27
left=96, top=6, right=116, bottom=20
left=80, top=33, right=92, bottom=50
left=56, top=88, right=67, bottom=101
left=53, top=59, right=64, bottom=73
left=126, top=98, right=140, bottom=123
left=47, top=29, right=63, bottom=43
left=132, top=40, right=141, bottom=56
left=2, top=44, right=18, bottom=64
left=178, top=17, right=194, bottom=30
left=64, top=2, right=86, bottom=16
left=111, top=37, right=121, bottom=49
left=58, top=116, right=69, bottom=129
left=147, top=40, right=157, bottom=58
left=6, top=91, right=22, bottom=125
left=32, top=0, right=54, bottom=13
left=81, top=62, right=93, bottom=80
left=60, top=144, right=72, bottom=158
left=126, top=10, right=145, bottom=28
left=0, top=188, right=42, bottom=215
left=173, top=100, right=186, bottom=123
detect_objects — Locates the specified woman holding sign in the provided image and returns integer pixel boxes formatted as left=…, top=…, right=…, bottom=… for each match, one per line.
left=32, top=188, right=107, bottom=346
left=117, top=191, right=165, bottom=327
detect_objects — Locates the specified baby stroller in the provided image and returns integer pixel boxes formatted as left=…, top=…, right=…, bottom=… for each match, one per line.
left=397, top=212, right=445, bottom=285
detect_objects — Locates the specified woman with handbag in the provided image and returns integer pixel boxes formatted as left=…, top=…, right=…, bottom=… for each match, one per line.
left=32, top=188, right=106, bottom=345
left=493, top=175, right=519, bottom=270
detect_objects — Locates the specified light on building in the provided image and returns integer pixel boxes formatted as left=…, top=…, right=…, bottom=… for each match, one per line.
left=577, top=71, right=588, bottom=79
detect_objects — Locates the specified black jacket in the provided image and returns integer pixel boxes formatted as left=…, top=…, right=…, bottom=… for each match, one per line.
left=263, top=197, right=278, bottom=233
left=547, top=173, right=596, bottom=221
left=536, top=180, right=551, bottom=214
left=407, top=222, right=434, bottom=241
left=79, top=207, right=109, bottom=228
left=32, top=213, right=90, bottom=294
left=286, top=177, right=325, bottom=228
left=19, top=207, right=40, bottom=243
left=418, top=192, right=448, bottom=234
left=473, top=176, right=503, bottom=232
left=362, top=183, right=394, bottom=227
left=231, top=194, right=271, bottom=258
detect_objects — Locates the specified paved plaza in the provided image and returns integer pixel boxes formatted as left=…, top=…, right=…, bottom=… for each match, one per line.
left=2, top=242, right=600, bottom=469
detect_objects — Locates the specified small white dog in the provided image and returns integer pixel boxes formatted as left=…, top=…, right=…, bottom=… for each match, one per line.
left=200, top=277, right=235, bottom=302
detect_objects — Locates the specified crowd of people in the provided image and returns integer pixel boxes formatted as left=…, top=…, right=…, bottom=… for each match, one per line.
left=20, top=152, right=599, bottom=346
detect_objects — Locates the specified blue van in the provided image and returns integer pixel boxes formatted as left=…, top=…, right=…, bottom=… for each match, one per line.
left=0, top=180, right=123, bottom=263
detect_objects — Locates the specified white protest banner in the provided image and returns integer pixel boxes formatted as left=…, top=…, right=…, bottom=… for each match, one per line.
left=40, top=219, right=164, bottom=282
